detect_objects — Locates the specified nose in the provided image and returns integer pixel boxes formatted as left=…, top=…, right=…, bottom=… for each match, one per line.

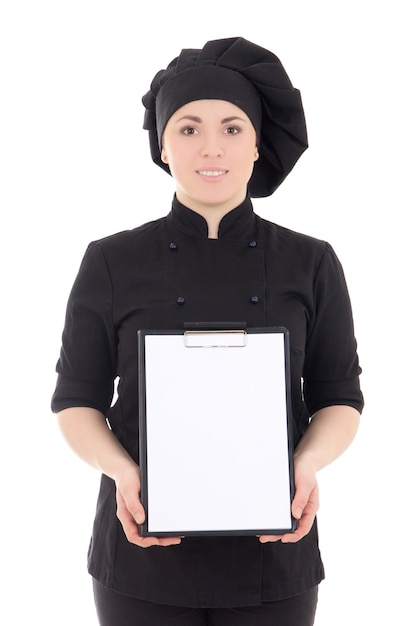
left=200, top=135, right=224, bottom=158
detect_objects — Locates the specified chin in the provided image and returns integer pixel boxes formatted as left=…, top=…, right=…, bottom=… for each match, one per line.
left=198, top=189, right=245, bottom=208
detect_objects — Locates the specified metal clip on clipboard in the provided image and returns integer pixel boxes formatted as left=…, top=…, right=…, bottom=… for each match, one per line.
left=183, top=322, right=248, bottom=348
left=184, top=329, right=247, bottom=348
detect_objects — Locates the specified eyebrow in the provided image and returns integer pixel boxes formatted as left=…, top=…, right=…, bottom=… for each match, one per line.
left=174, top=115, right=248, bottom=124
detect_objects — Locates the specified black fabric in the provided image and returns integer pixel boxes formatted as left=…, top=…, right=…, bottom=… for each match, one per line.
left=142, top=37, right=308, bottom=198
left=52, top=195, right=363, bottom=608
left=93, top=579, right=318, bottom=626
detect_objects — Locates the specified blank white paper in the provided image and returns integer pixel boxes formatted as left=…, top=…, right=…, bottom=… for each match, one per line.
left=142, top=331, right=292, bottom=534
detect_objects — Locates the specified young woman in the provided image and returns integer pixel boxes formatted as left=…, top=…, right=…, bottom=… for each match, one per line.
left=52, top=37, right=363, bottom=626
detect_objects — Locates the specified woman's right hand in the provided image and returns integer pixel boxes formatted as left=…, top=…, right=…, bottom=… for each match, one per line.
left=57, top=408, right=181, bottom=547
left=115, top=464, right=182, bottom=548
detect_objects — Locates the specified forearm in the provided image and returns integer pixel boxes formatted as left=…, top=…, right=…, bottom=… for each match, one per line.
left=57, top=406, right=181, bottom=546
left=294, top=405, right=360, bottom=473
left=57, top=407, right=138, bottom=480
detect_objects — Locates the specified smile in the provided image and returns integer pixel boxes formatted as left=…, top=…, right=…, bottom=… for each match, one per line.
left=197, top=170, right=227, bottom=177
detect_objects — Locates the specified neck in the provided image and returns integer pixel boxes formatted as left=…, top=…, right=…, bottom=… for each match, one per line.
left=175, top=190, right=247, bottom=239
left=206, top=213, right=222, bottom=239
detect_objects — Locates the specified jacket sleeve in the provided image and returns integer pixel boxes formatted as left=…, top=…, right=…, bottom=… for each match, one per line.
left=302, top=242, right=364, bottom=415
left=51, top=242, right=117, bottom=414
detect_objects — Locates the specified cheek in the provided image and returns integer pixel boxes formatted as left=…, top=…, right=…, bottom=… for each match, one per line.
left=163, top=139, right=193, bottom=168
left=238, top=147, right=258, bottom=173
left=164, top=155, right=192, bottom=185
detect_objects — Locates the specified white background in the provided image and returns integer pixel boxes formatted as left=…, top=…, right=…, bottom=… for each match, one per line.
left=1, top=1, right=416, bottom=623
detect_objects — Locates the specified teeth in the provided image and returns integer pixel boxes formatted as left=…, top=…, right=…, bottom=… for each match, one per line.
left=198, top=170, right=226, bottom=177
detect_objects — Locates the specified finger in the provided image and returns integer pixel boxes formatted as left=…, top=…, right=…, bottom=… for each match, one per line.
left=117, top=486, right=145, bottom=525
left=258, top=535, right=282, bottom=543
left=122, top=515, right=143, bottom=544
left=118, top=505, right=182, bottom=548
left=131, top=504, right=145, bottom=526
left=116, top=492, right=142, bottom=537
left=116, top=499, right=142, bottom=542
left=130, top=530, right=183, bottom=548
left=292, top=478, right=320, bottom=519
left=281, top=509, right=316, bottom=543
left=124, top=494, right=145, bottom=526
left=116, top=490, right=181, bottom=548
left=153, top=536, right=183, bottom=547
left=291, top=487, right=312, bottom=520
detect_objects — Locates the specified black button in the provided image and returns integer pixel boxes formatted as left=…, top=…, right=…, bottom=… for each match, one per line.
left=249, top=240, right=257, bottom=248
left=250, top=296, right=259, bottom=304
left=169, top=242, right=178, bottom=251
left=176, top=296, right=185, bottom=305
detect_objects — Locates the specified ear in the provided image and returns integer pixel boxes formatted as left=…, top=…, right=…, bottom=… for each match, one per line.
left=161, top=147, right=168, bottom=164
left=254, top=147, right=260, bottom=161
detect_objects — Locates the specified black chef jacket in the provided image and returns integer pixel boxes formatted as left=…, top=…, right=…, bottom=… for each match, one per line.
left=52, top=194, right=363, bottom=608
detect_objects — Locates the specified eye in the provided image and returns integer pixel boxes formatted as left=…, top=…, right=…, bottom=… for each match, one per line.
left=225, top=126, right=240, bottom=135
left=181, top=127, right=198, bottom=136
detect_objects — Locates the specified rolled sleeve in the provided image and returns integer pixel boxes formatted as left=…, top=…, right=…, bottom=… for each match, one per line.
left=51, top=242, right=116, bottom=414
left=303, top=243, right=364, bottom=415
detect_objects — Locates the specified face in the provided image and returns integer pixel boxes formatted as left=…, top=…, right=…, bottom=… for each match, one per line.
left=161, top=99, right=259, bottom=215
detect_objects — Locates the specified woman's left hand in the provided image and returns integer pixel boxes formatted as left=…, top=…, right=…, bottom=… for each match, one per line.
left=259, top=462, right=319, bottom=544
left=259, top=405, right=360, bottom=545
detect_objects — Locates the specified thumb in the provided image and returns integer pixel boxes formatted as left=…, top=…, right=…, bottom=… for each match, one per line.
left=291, top=484, right=311, bottom=520
left=125, top=491, right=145, bottom=525
left=117, top=480, right=145, bottom=525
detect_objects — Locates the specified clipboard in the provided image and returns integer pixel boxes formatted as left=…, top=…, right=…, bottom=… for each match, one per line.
left=138, top=325, right=296, bottom=537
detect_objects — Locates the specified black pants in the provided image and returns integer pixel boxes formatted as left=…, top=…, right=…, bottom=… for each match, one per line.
left=93, top=579, right=318, bottom=626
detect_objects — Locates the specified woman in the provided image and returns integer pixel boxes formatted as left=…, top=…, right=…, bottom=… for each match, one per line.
left=52, top=37, right=364, bottom=626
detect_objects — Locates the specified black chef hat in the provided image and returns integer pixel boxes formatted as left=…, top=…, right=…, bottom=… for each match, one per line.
left=142, top=37, right=308, bottom=198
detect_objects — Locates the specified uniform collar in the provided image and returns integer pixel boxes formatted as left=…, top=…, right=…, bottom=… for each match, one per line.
left=168, top=194, right=256, bottom=240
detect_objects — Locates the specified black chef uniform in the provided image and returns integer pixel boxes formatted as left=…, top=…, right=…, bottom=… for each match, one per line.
left=51, top=194, right=363, bottom=608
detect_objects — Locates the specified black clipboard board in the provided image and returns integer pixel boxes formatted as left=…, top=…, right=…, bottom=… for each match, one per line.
left=138, top=326, right=296, bottom=537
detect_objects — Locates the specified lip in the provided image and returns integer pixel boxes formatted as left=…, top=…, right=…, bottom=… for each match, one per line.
left=196, top=168, right=228, bottom=180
